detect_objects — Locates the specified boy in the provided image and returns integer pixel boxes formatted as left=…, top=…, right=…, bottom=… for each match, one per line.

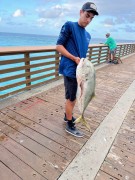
left=56, top=2, right=99, bottom=137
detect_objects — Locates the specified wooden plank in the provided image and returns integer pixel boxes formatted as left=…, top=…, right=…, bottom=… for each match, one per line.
left=0, top=60, right=59, bottom=74
left=0, top=67, right=57, bottom=82
left=0, top=113, right=76, bottom=161
left=100, top=54, right=107, bottom=58
left=106, top=151, right=135, bottom=176
left=117, top=133, right=135, bottom=148
left=100, top=161, right=135, bottom=180
left=110, top=146, right=135, bottom=165
left=0, top=76, right=61, bottom=99
left=95, top=170, right=117, bottom=180
left=6, top=97, right=88, bottom=144
left=37, top=92, right=102, bottom=127
left=0, top=58, right=26, bottom=65
left=0, top=122, right=68, bottom=172
left=118, top=128, right=135, bottom=139
left=24, top=53, right=31, bottom=87
left=30, top=54, right=60, bottom=61
left=0, top=54, right=59, bottom=65
left=0, top=46, right=56, bottom=54
left=5, top=102, right=93, bottom=138
left=0, top=161, right=21, bottom=180
left=1, top=108, right=83, bottom=152
left=121, top=123, right=135, bottom=134
left=0, top=145, right=46, bottom=180
left=0, top=72, right=57, bottom=90
left=113, top=138, right=135, bottom=155
left=0, top=131, right=61, bottom=180
left=55, top=51, right=60, bottom=78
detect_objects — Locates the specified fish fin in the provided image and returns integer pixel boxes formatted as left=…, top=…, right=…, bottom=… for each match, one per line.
left=81, top=117, right=91, bottom=132
left=74, top=115, right=82, bottom=123
left=75, top=115, right=91, bottom=132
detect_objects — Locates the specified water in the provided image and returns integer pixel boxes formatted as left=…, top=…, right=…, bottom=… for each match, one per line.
left=0, top=32, right=134, bottom=47
left=0, top=32, right=134, bottom=97
left=0, top=32, right=59, bottom=47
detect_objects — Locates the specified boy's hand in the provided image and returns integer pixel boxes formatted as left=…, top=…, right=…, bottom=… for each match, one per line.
left=73, top=57, right=80, bottom=65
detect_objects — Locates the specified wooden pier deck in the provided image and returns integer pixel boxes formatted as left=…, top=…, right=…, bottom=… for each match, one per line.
left=95, top=99, right=135, bottom=180
left=0, top=54, right=135, bottom=180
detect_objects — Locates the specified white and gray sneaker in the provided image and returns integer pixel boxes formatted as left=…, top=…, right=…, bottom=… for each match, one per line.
left=65, top=123, right=84, bottom=138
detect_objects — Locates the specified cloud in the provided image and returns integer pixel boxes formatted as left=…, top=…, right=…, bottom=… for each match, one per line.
left=98, top=0, right=135, bottom=15
left=36, top=5, right=62, bottom=19
left=115, top=13, right=135, bottom=24
left=0, top=17, right=2, bottom=22
left=37, top=18, right=47, bottom=27
left=12, top=9, right=24, bottom=17
left=120, top=25, right=135, bottom=32
left=102, top=18, right=116, bottom=26
left=36, top=3, right=79, bottom=19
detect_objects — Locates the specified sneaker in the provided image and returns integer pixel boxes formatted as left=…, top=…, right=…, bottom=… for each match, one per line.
left=64, top=113, right=76, bottom=122
left=65, top=123, right=84, bottom=138
left=107, top=60, right=112, bottom=63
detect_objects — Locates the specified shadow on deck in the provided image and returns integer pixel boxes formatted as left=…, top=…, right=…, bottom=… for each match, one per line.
left=0, top=54, right=135, bottom=180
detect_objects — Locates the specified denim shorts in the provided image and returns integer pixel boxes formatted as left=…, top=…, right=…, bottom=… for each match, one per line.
left=110, top=48, right=117, bottom=54
left=64, top=76, right=77, bottom=101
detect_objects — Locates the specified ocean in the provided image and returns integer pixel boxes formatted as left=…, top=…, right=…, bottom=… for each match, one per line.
left=0, top=32, right=134, bottom=97
left=0, top=32, right=134, bottom=47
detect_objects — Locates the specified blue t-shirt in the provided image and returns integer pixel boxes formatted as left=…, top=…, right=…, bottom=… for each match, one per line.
left=56, top=21, right=91, bottom=78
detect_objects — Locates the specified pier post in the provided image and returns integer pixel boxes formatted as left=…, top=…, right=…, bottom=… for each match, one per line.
left=24, top=52, right=31, bottom=89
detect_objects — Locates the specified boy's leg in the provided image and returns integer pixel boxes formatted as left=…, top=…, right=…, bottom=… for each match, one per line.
left=64, top=76, right=77, bottom=120
left=64, top=76, right=84, bottom=137
left=65, top=99, right=76, bottom=120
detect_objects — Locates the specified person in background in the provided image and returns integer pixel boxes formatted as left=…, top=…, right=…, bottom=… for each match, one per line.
left=56, top=2, right=99, bottom=137
left=105, top=33, right=117, bottom=63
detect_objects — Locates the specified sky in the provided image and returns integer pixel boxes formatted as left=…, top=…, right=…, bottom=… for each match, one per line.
left=0, top=0, right=135, bottom=40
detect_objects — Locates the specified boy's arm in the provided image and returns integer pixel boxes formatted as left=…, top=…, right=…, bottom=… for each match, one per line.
left=56, top=45, right=80, bottom=64
left=56, top=22, right=80, bottom=64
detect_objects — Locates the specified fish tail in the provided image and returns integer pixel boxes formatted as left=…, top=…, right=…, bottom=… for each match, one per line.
left=75, top=115, right=91, bottom=131
left=74, top=115, right=82, bottom=123
left=82, top=117, right=91, bottom=131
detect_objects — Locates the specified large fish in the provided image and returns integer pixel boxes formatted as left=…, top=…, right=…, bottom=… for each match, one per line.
left=75, top=58, right=96, bottom=131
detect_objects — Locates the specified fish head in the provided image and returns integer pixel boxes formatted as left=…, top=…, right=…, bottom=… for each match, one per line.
left=77, top=58, right=92, bottom=78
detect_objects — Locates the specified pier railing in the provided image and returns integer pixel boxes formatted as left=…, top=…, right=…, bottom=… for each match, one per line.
left=0, top=43, right=135, bottom=99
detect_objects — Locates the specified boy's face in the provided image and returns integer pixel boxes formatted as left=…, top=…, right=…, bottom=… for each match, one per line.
left=79, top=10, right=95, bottom=27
